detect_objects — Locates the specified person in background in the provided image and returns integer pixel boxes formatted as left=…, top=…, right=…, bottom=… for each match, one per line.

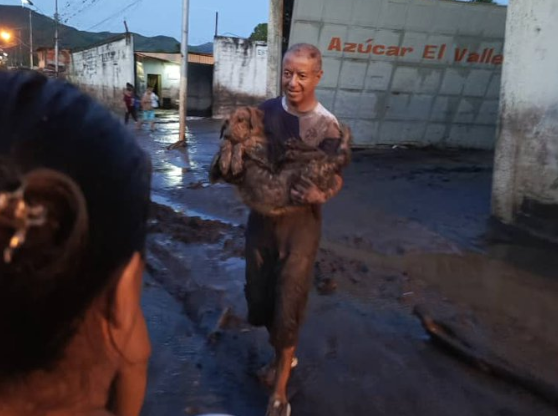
left=123, top=83, right=138, bottom=125
left=0, top=70, right=152, bottom=416
left=137, top=87, right=158, bottom=132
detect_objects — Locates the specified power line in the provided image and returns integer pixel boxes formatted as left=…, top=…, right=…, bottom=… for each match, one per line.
left=85, top=0, right=144, bottom=32
left=28, top=1, right=46, bottom=17
left=59, top=0, right=84, bottom=19
left=62, top=0, right=106, bottom=23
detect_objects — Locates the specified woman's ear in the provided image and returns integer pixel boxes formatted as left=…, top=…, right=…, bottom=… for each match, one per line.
left=107, top=252, right=151, bottom=364
left=105, top=252, right=151, bottom=416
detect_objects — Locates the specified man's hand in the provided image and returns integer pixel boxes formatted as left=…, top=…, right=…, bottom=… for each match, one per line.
left=291, top=176, right=327, bottom=205
left=291, top=175, right=344, bottom=205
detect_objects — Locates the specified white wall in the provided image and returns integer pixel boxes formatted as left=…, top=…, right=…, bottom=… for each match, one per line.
left=213, top=36, right=268, bottom=117
left=491, top=0, right=558, bottom=239
left=68, top=35, right=135, bottom=111
left=289, top=0, right=507, bottom=148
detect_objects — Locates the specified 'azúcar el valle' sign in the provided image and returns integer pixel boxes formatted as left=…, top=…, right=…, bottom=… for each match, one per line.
left=328, top=37, right=503, bottom=66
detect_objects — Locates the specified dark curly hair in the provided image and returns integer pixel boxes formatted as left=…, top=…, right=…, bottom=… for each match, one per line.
left=0, top=70, right=151, bottom=380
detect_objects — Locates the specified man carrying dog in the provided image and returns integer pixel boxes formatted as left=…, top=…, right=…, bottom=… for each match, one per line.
left=245, top=43, right=348, bottom=416
left=211, top=42, right=348, bottom=416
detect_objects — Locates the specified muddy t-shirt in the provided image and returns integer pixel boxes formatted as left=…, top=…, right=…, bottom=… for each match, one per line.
left=259, top=96, right=341, bottom=163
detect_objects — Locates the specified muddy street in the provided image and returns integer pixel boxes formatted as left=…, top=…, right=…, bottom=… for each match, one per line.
left=134, top=112, right=557, bottom=416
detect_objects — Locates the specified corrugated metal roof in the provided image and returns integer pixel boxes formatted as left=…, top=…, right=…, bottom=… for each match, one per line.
left=135, top=51, right=214, bottom=65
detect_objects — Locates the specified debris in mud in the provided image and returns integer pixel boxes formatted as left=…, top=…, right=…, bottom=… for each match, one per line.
left=148, top=202, right=243, bottom=247
left=187, top=180, right=206, bottom=189
left=206, top=307, right=249, bottom=344
left=413, top=304, right=558, bottom=407
left=208, top=307, right=233, bottom=344
left=184, top=406, right=203, bottom=415
left=316, top=277, right=338, bottom=295
left=222, top=237, right=244, bottom=259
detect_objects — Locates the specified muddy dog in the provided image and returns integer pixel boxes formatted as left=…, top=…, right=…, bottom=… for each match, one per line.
left=210, top=106, right=351, bottom=215
left=215, top=106, right=268, bottom=177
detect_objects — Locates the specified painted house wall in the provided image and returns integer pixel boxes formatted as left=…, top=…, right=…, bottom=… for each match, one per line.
left=68, top=35, right=135, bottom=112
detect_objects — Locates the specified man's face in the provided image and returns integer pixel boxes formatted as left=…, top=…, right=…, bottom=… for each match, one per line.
left=282, top=52, right=323, bottom=108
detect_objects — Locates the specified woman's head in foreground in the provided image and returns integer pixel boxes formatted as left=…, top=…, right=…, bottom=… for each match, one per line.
left=0, top=70, right=152, bottom=415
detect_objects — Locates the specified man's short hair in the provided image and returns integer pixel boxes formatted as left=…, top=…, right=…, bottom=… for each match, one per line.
left=284, top=43, right=322, bottom=72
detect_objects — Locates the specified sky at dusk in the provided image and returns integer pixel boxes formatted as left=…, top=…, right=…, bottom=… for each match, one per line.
left=0, top=0, right=269, bottom=45
left=0, top=0, right=508, bottom=45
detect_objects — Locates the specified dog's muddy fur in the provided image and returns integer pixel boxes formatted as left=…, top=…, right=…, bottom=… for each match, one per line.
left=209, top=106, right=352, bottom=216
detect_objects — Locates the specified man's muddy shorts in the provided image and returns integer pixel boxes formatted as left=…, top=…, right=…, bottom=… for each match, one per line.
left=244, top=206, right=321, bottom=349
left=142, top=110, right=155, bottom=121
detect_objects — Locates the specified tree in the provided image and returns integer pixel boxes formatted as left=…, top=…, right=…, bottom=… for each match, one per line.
left=249, top=23, right=267, bottom=42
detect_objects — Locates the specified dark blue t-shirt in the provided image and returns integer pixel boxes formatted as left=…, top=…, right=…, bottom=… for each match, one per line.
left=259, top=97, right=341, bottom=163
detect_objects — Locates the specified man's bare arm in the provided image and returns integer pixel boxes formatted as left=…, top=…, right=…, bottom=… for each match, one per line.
left=324, top=174, right=343, bottom=201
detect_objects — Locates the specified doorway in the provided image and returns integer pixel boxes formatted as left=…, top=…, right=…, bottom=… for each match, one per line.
left=147, top=74, right=162, bottom=97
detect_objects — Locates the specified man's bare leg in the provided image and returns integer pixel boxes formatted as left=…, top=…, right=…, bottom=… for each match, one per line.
left=258, top=347, right=298, bottom=388
left=266, top=345, right=295, bottom=416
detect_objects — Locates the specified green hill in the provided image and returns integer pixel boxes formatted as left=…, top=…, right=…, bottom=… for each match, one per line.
left=0, top=5, right=211, bottom=66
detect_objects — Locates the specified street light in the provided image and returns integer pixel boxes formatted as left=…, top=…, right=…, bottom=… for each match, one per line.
left=1, top=31, right=11, bottom=42
left=0, top=29, right=31, bottom=67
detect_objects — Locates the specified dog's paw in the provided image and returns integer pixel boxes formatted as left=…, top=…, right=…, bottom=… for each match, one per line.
left=219, top=140, right=233, bottom=175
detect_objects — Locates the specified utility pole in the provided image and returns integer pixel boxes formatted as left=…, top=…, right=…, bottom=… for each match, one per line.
left=18, top=29, right=22, bottom=67
left=22, top=0, right=35, bottom=68
left=267, top=0, right=283, bottom=98
left=29, top=6, right=33, bottom=67
left=173, top=0, right=189, bottom=147
left=54, top=0, right=59, bottom=77
left=215, top=11, right=218, bottom=37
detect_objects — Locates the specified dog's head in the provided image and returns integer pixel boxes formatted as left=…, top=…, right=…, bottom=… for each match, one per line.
left=221, top=106, right=264, bottom=144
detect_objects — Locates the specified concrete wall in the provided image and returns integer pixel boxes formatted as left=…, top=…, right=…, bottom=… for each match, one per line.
left=491, top=0, right=558, bottom=240
left=68, top=35, right=135, bottom=112
left=213, top=36, right=268, bottom=118
left=289, top=0, right=507, bottom=148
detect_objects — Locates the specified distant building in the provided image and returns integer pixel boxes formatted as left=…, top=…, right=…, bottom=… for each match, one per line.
left=135, top=51, right=214, bottom=114
left=36, top=47, right=72, bottom=77
left=60, top=33, right=214, bottom=116
left=0, top=48, right=7, bottom=67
